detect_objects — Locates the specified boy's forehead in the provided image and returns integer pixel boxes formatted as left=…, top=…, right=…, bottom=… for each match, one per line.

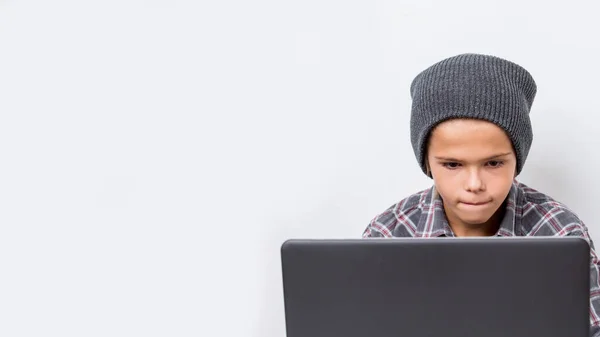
left=432, top=119, right=508, bottom=138
left=434, top=118, right=498, bottom=130
left=428, top=119, right=514, bottom=157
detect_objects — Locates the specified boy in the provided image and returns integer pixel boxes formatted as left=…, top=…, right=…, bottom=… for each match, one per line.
left=362, top=53, right=600, bottom=336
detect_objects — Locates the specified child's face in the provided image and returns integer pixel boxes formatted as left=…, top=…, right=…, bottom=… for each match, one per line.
left=426, top=119, right=517, bottom=235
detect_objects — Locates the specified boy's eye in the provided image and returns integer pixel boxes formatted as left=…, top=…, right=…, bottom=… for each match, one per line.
left=442, top=162, right=461, bottom=169
left=487, top=160, right=504, bottom=167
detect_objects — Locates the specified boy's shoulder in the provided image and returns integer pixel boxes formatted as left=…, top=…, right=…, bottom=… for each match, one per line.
left=362, top=187, right=433, bottom=238
left=515, top=181, right=588, bottom=237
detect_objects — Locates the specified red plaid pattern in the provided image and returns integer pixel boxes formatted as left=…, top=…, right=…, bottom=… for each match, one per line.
left=363, top=180, right=600, bottom=336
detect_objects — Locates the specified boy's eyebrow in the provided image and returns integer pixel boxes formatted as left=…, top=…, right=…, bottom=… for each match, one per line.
left=433, top=152, right=513, bottom=161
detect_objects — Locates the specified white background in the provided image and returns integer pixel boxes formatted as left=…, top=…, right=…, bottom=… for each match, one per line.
left=1, top=0, right=599, bottom=336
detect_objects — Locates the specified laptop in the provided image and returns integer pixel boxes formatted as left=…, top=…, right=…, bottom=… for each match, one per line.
left=280, top=237, right=590, bottom=337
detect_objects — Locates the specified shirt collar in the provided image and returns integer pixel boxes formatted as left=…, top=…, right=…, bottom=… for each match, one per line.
left=415, top=181, right=519, bottom=237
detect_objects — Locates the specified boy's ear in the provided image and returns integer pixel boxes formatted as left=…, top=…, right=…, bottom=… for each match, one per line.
left=425, top=158, right=432, bottom=178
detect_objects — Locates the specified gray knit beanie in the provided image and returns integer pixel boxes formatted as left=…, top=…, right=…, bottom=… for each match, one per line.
left=410, top=53, right=537, bottom=177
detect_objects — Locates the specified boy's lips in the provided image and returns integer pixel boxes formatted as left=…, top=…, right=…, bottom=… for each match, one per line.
left=460, top=200, right=491, bottom=206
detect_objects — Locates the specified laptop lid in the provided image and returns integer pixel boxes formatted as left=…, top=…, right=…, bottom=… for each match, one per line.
left=281, top=237, right=590, bottom=337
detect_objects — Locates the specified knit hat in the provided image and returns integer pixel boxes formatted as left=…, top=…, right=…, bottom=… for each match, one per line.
left=410, top=53, right=537, bottom=177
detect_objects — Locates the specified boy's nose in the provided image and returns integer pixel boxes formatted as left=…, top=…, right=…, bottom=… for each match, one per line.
left=465, top=168, right=485, bottom=192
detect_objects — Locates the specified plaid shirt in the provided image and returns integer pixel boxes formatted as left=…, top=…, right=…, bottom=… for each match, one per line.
left=363, top=180, right=600, bottom=336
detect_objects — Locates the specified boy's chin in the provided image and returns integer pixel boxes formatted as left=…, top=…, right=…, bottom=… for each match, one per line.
left=455, top=212, right=495, bottom=226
